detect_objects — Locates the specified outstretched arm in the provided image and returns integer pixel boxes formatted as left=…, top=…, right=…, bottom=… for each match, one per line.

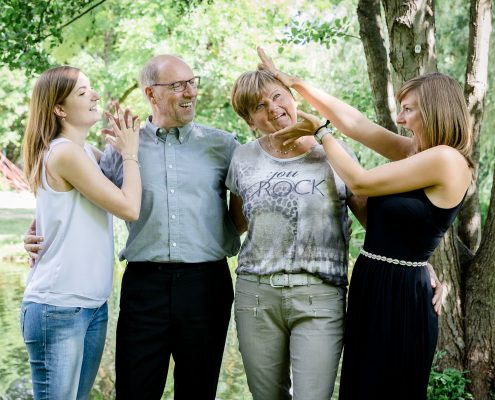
left=318, top=130, right=467, bottom=202
left=256, top=46, right=413, bottom=161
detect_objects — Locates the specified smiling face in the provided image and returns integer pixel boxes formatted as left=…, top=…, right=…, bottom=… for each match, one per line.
left=57, top=72, right=101, bottom=128
left=248, top=83, right=297, bottom=135
left=145, top=56, right=197, bottom=130
left=396, top=89, right=423, bottom=146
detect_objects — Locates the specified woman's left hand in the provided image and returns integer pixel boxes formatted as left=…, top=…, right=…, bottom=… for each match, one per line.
left=427, top=262, right=445, bottom=316
left=272, top=110, right=321, bottom=146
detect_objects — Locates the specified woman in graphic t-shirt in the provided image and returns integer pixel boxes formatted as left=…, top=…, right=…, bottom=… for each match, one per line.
left=226, top=69, right=366, bottom=400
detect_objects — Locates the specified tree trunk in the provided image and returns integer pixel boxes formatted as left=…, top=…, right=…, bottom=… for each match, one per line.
left=465, top=170, right=495, bottom=398
left=356, top=0, right=398, bottom=133
left=462, top=2, right=494, bottom=397
left=359, top=0, right=494, bottom=395
left=430, top=229, right=465, bottom=370
left=382, top=0, right=437, bottom=84
left=458, top=0, right=493, bottom=254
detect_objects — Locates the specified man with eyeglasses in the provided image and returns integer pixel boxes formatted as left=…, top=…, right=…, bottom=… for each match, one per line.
left=100, top=55, right=241, bottom=399
left=22, top=54, right=240, bottom=398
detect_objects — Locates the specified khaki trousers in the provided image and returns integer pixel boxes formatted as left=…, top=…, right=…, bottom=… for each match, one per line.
left=235, top=276, right=346, bottom=400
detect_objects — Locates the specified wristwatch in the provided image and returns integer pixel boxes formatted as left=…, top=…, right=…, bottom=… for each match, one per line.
left=314, top=128, right=332, bottom=144
left=314, top=120, right=333, bottom=144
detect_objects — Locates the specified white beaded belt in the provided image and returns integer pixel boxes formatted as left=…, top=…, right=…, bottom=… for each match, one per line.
left=238, top=272, right=323, bottom=287
left=360, top=249, right=428, bottom=268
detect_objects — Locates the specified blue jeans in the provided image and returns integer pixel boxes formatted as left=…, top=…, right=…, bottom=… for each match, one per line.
left=20, top=301, right=108, bottom=400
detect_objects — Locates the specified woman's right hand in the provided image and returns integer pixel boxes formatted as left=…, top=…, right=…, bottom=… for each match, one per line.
left=257, top=46, right=298, bottom=88
left=273, top=110, right=321, bottom=145
left=104, top=103, right=140, bottom=157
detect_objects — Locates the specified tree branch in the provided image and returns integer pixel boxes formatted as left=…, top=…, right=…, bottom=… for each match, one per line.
left=356, top=0, right=398, bottom=133
left=458, top=0, right=493, bottom=253
left=119, top=82, right=139, bottom=104
left=41, top=0, right=108, bottom=40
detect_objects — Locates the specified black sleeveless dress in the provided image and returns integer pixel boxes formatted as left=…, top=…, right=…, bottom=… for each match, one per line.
left=339, top=189, right=463, bottom=400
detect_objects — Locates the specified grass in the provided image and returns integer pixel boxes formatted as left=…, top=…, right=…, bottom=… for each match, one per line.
left=0, top=208, right=34, bottom=264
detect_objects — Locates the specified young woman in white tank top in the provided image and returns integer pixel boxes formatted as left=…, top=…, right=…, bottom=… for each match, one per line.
left=21, top=66, right=141, bottom=400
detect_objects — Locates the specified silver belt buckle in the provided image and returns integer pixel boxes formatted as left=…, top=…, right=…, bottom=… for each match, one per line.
left=269, top=273, right=286, bottom=288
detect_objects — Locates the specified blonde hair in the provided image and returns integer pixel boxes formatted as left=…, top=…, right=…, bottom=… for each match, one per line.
left=231, top=70, right=293, bottom=125
left=397, top=73, right=473, bottom=168
left=22, top=66, right=80, bottom=193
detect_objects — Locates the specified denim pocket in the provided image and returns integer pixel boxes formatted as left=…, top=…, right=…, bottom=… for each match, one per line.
left=46, top=305, right=82, bottom=320
left=20, top=304, right=27, bottom=337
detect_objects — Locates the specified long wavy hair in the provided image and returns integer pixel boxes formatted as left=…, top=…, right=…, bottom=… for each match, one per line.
left=396, top=73, right=474, bottom=169
left=22, top=66, right=80, bottom=193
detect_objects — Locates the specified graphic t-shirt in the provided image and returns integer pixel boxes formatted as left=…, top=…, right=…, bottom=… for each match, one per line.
left=226, top=140, right=352, bottom=287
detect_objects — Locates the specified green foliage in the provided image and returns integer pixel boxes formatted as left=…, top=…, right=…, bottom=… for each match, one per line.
left=428, top=352, right=474, bottom=400
left=278, top=15, right=356, bottom=53
left=0, top=67, right=32, bottom=160
left=0, top=0, right=493, bottom=223
left=0, top=0, right=106, bottom=74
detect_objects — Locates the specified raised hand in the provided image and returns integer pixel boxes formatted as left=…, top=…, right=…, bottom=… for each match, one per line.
left=256, top=46, right=297, bottom=88
left=101, top=101, right=139, bottom=138
left=272, top=110, right=321, bottom=146
left=105, top=105, right=141, bottom=157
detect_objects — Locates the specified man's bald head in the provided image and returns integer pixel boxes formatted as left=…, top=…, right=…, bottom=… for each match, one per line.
left=139, top=55, right=192, bottom=94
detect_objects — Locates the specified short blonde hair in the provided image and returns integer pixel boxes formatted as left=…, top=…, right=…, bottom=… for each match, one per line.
left=231, top=70, right=293, bottom=125
left=397, top=73, right=473, bottom=168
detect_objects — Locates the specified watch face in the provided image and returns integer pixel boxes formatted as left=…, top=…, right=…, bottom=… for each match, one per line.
left=315, top=128, right=330, bottom=144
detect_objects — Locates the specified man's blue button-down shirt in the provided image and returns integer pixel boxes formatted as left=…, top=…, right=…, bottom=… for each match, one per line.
left=100, top=118, right=240, bottom=263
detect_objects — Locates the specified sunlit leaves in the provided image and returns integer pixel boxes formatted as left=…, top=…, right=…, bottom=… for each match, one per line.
left=278, top=15, right=356, bottom=53
left=0, top=0, right=106, bottom=75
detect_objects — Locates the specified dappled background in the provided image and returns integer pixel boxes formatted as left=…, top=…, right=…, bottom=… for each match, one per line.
left=0, top=0, right=494, bottom=399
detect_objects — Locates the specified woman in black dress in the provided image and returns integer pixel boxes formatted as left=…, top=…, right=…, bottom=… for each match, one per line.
left=256, top=47, right=473, bottom=400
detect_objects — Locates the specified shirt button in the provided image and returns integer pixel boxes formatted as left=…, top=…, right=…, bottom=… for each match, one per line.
left=172, top=215, right=176, bottom=219
left=168, top=164, right=173, bottom=169
left=168, top=143, right=172, bottom=146
left=170, top=189, right=175, bottom=194
left=172, top=242, right=177, bottom=247
left=180, top=136, right=183, bottom=141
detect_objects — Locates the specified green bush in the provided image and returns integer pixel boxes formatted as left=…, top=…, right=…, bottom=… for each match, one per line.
left=428, top=352, right=474, bottom=400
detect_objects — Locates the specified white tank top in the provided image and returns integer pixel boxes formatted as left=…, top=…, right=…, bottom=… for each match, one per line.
left=23, top=138, right=114, bottom=308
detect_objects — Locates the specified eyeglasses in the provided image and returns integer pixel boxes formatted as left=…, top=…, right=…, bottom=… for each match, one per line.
left=151, top=76, right=201, bottom=93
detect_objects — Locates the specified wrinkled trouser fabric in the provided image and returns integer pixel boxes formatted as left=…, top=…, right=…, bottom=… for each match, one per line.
left=235, top=276, right=346, bottom=400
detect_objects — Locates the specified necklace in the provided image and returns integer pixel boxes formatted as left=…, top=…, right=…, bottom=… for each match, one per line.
left=267, top=135, right=299, bottom=155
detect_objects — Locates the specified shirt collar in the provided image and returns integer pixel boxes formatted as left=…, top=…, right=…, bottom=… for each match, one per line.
left=146, top=117, right=194, bottom=144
